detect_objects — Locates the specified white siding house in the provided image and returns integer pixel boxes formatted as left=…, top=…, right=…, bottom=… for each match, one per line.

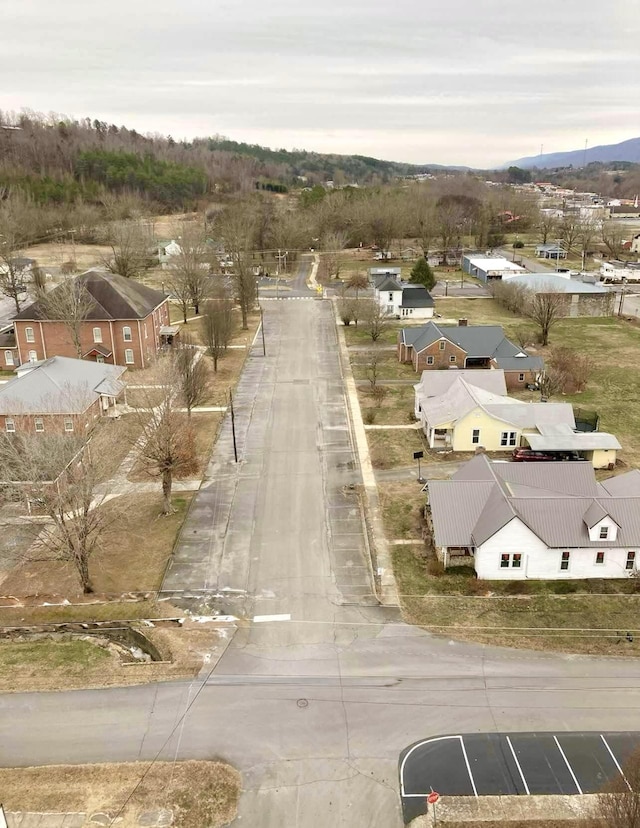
left=427, top=455, right=640, bottom=580
left=373, top=277, right=434, bottom=319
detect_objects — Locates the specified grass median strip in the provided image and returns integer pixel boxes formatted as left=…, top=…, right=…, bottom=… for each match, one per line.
left=0, top=760, right=241, bottom=828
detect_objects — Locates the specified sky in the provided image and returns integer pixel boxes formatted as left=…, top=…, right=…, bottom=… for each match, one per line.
left=1, top=0, right=638, bottom=168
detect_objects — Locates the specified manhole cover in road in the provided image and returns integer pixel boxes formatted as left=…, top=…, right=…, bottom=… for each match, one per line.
left=297, top=698, right=309, bottom=708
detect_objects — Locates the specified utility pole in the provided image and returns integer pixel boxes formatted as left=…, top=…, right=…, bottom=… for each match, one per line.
left=229, top=390, right=238, bottom=463
left=260, top=306, right=266, bottom=356
left=619, top=288, right=627, bottom=317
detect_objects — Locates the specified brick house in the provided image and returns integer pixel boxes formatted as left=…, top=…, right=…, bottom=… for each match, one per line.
left=398, top=320, right=544, bottom=390
left=0, top=356, right=126, bottom=435
left=12, top=270, right=176, bottom=369
left=0, top=325, right=19, bottom=370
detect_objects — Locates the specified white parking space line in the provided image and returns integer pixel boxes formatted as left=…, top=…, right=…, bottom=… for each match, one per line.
left=459, top=736, right=479, bottom=798
left=252, top=613, right=291, bottom=623
left=601, top=734, right=632, bottom=791
left=399, top=735, right=462, bottom=797
left=506, top=736, right=530, bottom=795
left=553, top=735, right=583, bottom=794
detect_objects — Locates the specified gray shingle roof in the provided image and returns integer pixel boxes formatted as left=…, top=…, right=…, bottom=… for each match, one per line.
left=400, top=322, right=544, bottom=372
left=14, top=271, right=167, bottom=322
left=414, top=369, right=507, bottom=400
left=429, top=454, right=640, bottom=549
left=376, top=276, right=402, bottom=292
left=401, top=287, right=434, bottom=308
left=0, top=356, right=126, bottom=415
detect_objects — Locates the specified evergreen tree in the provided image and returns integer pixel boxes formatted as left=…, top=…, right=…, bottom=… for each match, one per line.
left=410, top=258, right=436, bottom=290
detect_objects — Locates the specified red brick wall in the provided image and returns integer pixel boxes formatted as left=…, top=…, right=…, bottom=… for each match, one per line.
left=0, top=400, right=101, bottom=435
left=14, top=300, right=170, bottom=368
left=504, top=370, right=536, bottom=390
left=414, top=340, right=467, bottom=372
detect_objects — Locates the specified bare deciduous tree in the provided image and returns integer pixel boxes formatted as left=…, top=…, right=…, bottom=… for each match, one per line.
left=0, top=197, right=38, bottom=313
left=601, top=221, right=627, bottom=259
left=361, top=297, right=391, bottom=342
left=0, top=432, right=119, bottom=593
left=174, top=333, right=210, bottom=417
left=216, top=205, right=256, bottom=329
left=346, top=272, right=369, bottom=298
left=130, top=358, right=197, bottom=514
left=322, top=230, right=349, bottom=279
left=101, top=220, right=151, bottom=279
left=537, top=212, right=558, bottom=245
left=39, top=277, right=95, bottom=358
left=523, top=290, right=565, bottom=346
left=167, top=223, right=210, bottom=319
left=594, top=748, right=640, bottom=828
left=202, top=293, right=234, bottom=371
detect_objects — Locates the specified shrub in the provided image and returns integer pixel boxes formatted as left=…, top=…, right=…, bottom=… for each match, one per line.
left=363, top=409, right=377, bottom=425
left=427, top=557, right=445, bottom=577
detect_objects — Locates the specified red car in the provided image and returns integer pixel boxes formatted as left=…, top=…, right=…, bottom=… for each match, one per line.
left=512, top=448, right=556, bottom=462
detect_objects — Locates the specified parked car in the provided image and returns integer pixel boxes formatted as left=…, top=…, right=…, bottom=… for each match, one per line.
left=512, top=448, right=556, bottom=462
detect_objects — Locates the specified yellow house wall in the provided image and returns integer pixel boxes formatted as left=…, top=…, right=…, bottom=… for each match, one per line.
left=451, top=409, right=520, bottom=452
left=589, top=448, right=617, bottom=469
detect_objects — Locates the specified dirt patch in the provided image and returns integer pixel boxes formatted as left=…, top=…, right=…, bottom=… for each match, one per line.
left=367, top=428, right=427, bottom=469
left=0, top=760, right=241, bottom=828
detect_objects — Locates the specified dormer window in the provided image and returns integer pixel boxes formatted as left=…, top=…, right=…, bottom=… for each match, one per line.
left=599, top=526, right=609, bottom=540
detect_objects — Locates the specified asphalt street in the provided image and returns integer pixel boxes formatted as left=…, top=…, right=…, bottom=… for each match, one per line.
left=3, top=270, right=640, bottom=826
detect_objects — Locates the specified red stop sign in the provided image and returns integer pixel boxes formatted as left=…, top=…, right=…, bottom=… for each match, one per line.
left=427, top=792, right=440, bottom=805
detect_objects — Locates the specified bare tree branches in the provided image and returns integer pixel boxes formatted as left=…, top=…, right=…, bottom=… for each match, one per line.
left=524, top=291, right=565, bottom=346
left=38, top=277, right=95, bottom=358
left=215, top=205, right=256, bottom=330
left=174, top=332, right=210, bottom=417
left=202, top=294, right=234, bottom=371
left=0, top=432, right=119, bottom=593
left=101, top=220, right=151, bottom=279
left=166, top=223, right=210, bottom=321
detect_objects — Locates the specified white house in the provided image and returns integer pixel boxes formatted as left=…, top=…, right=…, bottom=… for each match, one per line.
left=427, top=454, right=640, bottom=579
left=156, top=239, right=183, bottom=269
left=374, top=276, right=434, bottom=319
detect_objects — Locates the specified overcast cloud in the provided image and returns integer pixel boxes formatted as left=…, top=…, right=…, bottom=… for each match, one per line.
left=1, top=0, right=638, bottom=167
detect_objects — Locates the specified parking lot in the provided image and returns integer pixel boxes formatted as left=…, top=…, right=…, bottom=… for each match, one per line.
left=399, top=731, right=640, bottom=823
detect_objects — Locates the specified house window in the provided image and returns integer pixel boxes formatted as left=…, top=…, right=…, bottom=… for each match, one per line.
left=560, top=551, right=570, bottom=571
left=518, top=373, right=525, bottom=382
left=599, top=526, right=609, bottom=540
left=449, top=355, right=457, bottom=363
left=595, top=551, right=605, bottom=565
left=626, top=551, right=636, bottom=571
left=439, top=340, right=445, bottom=351
left=93, top=327, right=103, bottom=343
left=64, top=419, right=74, bottom=432
left=5, top=418, right=15, bottom=433
left=500, top=553, right=521, bottom=568
left=472, top=429, right=480, bottom=445
left=388, top=292, right=394, bottom=301
left=426, top=356, right=434, bottom=365
left=25, top=326, right=35, bottom=343
left=500, top=554, right=510, bottom=568
left=5, top=351, right=14, bottom=366
left=28, top=350, right=37, bottom=362
left=123, top=326, right=132, bottom=342
left=500, top=431, right=517, bottom=447
left=34, top=418, right=44, bottom=432
left=125, top=348, right=134, bottom=365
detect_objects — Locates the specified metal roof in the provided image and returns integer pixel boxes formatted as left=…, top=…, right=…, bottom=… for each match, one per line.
left=526, top=427, right=621, bottom=451
left=599, top=470, right=640, bottom=497
left=0, top=356, right=126, bottom=415
left=502, top=273, right=610, bottom=294
left=414, top=369, right=507, bottom=400
left=430, top=455, right=640, bottom=549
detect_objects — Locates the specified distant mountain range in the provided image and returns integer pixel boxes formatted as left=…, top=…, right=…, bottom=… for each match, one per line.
left=505, top=137, right=640, bottom=170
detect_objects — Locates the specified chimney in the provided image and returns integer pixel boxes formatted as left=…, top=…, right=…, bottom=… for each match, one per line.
left=458, top=318, right=468, bottom=327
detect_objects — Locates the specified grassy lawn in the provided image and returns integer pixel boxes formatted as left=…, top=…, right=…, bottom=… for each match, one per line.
left=378, top=481, right=425, bottom=539
left=429, top=299, right=640, bottom=467
left=393, top=546, right=640, bottom=656
left=0, top=761, right=241, bottom=828
left=367, top=428, right=427, bottom=469
left=343, top=323, right=401, bottom=346
left=1, top=493, right=193, bottom=597
left=351, top=349, right=417, bottom=381
left=358, top=385, right=415, bottom=425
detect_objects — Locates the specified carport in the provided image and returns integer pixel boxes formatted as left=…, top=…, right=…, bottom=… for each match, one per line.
left=524, top=425, right=621, bottom=469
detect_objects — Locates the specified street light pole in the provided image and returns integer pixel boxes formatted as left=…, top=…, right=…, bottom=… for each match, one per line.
left=229, top=390, right=238, bottom=463
left=260, top=306, right=266, bottom=356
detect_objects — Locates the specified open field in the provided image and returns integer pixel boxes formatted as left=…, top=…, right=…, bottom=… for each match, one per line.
left=378, top=481, right=425, bottom=540
left=359, top=384, right=415, bottom=425
left=393, top=545, right=640, bottom=656
left=351, top=348, right=417, bottom=381
left=0, top=760, right=241, bottom=828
